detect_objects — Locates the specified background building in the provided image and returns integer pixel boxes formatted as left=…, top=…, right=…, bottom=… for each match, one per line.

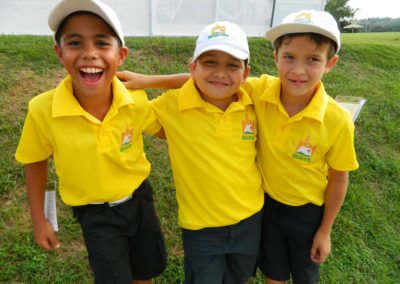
left=0, top=0, right=326, bottom=36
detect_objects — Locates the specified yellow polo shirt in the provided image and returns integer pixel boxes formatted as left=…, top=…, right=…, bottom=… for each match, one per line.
left=146, top=79, right=263, bottom=230
left=243, top=75, right=358, bottom=206
left=15, top=76, right=151, bottom=206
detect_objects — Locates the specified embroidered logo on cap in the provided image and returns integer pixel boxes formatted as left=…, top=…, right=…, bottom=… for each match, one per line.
left=208, top=24, right=228, bottom=39
left=294, top=12, right=313, bottom=24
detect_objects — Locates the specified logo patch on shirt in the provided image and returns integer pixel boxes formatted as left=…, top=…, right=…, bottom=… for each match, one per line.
left=120, top=126, right=133, bottom=152
left=208, top=24, right=228, bottom=39
left=292, top=136, right=317, bottom=162
left=242, top=114, right=255, bottom=140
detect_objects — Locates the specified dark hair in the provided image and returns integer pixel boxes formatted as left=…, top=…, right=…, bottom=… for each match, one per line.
left=54, top=11, right=122, bottom=47
left=273, top=33, right=337, bottom=60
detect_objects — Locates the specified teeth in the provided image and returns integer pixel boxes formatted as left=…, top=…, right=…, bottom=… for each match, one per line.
left=80, top=67, right=102, bottom=73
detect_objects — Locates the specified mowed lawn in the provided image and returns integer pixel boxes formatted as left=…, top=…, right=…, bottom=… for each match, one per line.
left=0, top=32, right=399, bottom=283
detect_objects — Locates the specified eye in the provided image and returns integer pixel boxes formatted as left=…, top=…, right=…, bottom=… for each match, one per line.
left=202, top=60, right=217, bottom=66
left=228, top=63, right=240, bottom=70
left=67, top=40, right=81, bottom=46
left=309, top=57, right=320, bottom=62
left=283, top=55, right=293, bottom=60
left=97, top=41, right=110, bottom=47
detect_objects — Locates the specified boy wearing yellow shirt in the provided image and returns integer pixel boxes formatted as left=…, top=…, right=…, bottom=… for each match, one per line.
left=122, top=21, right=264, bottom=283
left=244, top=10, right=358, bottom=283
left=15, top=0, right=166, bottom=283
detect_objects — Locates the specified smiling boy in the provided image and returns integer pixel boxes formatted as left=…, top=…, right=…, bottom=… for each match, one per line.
left=244, top=10, right=359, bottom=283
left=135, top=21, right=264, bottom=283
left=15, top=1, right=166, bottom=283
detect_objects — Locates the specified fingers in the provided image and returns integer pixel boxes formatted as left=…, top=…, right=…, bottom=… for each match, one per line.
left=310, top=246, right=329, bottom=264
left=37, top=235, right=61, bottom=251
left=116, top=71, right=127, bottom=81
left=34, top=221, right=61, bottom=251
left=48, top=234, right=61, bottom=250
left=310, top=245, right=321, bottom=263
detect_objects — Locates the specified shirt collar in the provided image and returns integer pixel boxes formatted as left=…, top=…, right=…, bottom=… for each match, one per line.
left=178, top=78, right=253, bottom=112
left=259, top=77, right=328, bottom=123
left=52, top=76, right=135, bottom=118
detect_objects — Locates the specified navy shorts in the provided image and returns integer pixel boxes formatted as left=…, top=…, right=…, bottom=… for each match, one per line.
left=73, top=180, right=166, bottom=284
left=259, top=194, right=324, bottom=284
left=181, top=210, right=262, bottom=284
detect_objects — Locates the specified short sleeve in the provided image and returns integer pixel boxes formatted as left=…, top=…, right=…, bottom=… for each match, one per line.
left=15, top=109, right=53, bottom=164
left=326, top=119, right=359, bottom=171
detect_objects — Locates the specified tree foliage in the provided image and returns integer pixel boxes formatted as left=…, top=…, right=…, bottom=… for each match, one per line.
left=357, top=17, right=400, bottom=32
left=324, top=0, right=357, bottom=30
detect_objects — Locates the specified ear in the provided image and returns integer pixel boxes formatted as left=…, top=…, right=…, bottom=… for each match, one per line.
left=273, top=50, right=279, bottom=66
left=325, top=55, right=339, bottom=74
left=241, top=66, right=251, bottom=83
left=188, top=59, right=197, bottom=77
left=53, top=43, right=64, bottom=62
left=117, top=46, right=129, bottom=67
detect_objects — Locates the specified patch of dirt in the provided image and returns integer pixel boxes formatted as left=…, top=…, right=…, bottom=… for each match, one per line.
left=1, top=68, right=67, bottom=118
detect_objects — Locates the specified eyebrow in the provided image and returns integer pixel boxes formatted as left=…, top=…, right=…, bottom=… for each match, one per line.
left=202, top=52, right=242, bottom=62
left=62, top=33, right=113, bottom=40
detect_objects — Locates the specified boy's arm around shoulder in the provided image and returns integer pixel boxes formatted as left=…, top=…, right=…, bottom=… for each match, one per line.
left=311, top=169, right=348, bottom=264
left=25, top=160, right=61, bottom=251
left=117, top=71, right=190, bottom=90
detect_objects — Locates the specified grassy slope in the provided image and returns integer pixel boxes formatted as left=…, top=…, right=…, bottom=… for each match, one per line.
left=0, top=33, right=399, bottom=283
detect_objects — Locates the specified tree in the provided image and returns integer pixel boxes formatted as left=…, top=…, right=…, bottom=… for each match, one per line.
left=324, top=0, right=358, bottom=30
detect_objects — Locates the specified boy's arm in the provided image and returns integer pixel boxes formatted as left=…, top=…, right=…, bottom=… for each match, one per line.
left=117, top=71, right=190, bottom=90
left=25, top=160, right=61, bottom=251
left=310, top=168, right=348, bottom=264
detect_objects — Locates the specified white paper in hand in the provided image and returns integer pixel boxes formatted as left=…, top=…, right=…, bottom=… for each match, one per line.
left=44, top=190, right=59, bottom=232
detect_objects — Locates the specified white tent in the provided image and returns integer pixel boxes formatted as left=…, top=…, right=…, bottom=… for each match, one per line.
left=0, top=0, right=326, bottom=37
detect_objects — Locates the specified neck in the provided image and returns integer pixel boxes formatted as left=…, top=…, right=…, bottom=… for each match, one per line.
left=280, top=89, right=315, bottom=117
left=73, top=87, right=113, bottom=121
left=202, top=94, right=238, bottom=111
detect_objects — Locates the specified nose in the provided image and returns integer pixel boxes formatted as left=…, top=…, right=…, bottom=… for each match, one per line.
left=214, top=66, right=227, bottom=78
left=82, top=43, right=98, bottom=59
left=292, top=62, right=305, bottom=76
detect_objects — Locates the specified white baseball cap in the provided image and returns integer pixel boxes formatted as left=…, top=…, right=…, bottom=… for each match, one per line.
left=192, top=21, right=249, bottom=63
left=48, top=0, right=125, bottom=46
left=266, top=10, right=341, bottom=53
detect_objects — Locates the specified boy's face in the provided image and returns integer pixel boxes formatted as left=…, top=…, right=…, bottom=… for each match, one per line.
left=189, top=50, right=250, bottom=110
left=54, top=14, right=128, bottom=100
left=274, top=35, right=338, bottom=101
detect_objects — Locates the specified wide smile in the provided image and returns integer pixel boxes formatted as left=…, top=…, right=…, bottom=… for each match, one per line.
left=289, top=78, right=307, bottom=84
left=79, top=67, right=104, bottom=85
left=207, top=79, right=230, bottom=88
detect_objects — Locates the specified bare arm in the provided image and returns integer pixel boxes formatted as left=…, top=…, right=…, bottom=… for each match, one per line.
left=25, top=160, right=60, bottom=250
left=310, top=168, right=348, bottom=263
left=117, top=71, right=190, bottom=90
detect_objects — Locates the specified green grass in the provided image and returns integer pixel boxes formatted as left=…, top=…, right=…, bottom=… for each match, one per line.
left=0, top=33, right=399, bottom=283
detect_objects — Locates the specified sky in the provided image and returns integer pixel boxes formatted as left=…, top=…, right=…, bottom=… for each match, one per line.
left=348, top=0, right=400, bottom=19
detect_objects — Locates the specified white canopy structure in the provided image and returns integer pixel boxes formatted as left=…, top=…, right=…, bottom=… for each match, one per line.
left=0, top=0, right=326, bottom=37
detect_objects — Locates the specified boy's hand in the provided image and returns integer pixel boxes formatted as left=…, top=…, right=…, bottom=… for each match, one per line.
left=116, top=71, right=147, bottom=89
left=310, top=229, right=331, bottom=264
left=33, top=219, right=61, bottom=251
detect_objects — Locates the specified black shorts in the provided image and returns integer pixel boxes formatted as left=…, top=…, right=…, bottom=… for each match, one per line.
left=182, top=211, right=262, bottom=284
left=258, top=194, right=323, bottom=284
left=73, top=180, right=166, bottom=284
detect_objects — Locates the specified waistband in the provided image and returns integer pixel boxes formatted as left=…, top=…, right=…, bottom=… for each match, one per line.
left=87, top=180, right=149, bottom=207
left=264, top=193, right=323, bottom=212
left=90, top=193, right=134, bottom=207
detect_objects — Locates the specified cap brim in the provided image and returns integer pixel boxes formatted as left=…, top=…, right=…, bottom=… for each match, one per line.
left=192, top=45, right=249, bottom=62
left=266, top=23, right=338, bottom=49
left=48, top=0, right=124, bottom=45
